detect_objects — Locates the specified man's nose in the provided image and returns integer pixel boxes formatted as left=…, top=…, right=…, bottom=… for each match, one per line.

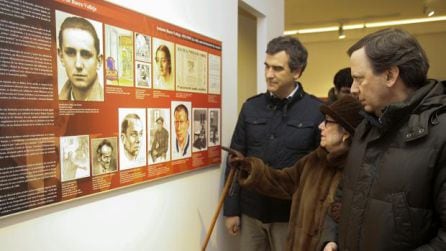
left=265, top=67, right=274, bottom=78
left=350, top=81, right=359, bottom=95
left=75, top=54, right=83, bottom=70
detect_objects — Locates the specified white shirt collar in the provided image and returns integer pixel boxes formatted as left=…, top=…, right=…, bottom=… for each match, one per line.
left=270, top=83, right=299, bottom=100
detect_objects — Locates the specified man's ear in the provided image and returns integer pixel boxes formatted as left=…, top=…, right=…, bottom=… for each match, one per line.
left=293, top=69, right=302, bottom=81
left=342, top=133, right=350, bottom=143
left=385, top=66, right=399, bottom=87
left=97, top=54, right=103, bottom=70
left=58, top=48, right=65, bottom=66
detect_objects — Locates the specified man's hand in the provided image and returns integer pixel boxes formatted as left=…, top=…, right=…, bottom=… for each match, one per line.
left=228, top=156, right=246, bottom=169
left=222, top=146, right=247, bottom=171
left=225, top=216, right=240, bottom=236
left=222, top=146, right=244, bottom=159
left=323, top=242, right=338, bottom=251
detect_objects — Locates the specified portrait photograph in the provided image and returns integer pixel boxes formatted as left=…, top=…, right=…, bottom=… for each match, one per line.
left=192, top=108, right=207, bottom=152
left=208, top=108, right=220, bottom=147
left=152, top=38, right=175, bottom=91
left=147, top=108, right=170, bottom=164
left=91, top=137, right=118, bottom=176
left=119, top=108, right=147, bottom=170
left=56, top=11, right=104, bottom=102
left=171, top=101, right=191, bottom=160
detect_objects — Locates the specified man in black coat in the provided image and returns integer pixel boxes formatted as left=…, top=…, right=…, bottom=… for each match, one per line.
left=322, top=28, right=446, bottom=251
left=224, top=36, right=323, bottom=251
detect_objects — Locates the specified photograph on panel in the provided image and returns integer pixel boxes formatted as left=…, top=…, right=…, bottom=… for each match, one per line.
left=135, top=33, right=151, bottom=63
left=56, top=11, right=104, bottom=102
left=135, top=62, right=151, bottom=88
left=105, top=25, right=134, bottom=86
left=119, top=108, right=147, bottom=170
left=175, top=44, right=207, bottom=93
left=91, top=137, right=118, bottom=176
left=192, top=108, right=207, bottom=152
left=208, top=108, right=220, bottom=147
left=135, top=33, right=152, bottom=88
left=152, top=38, right=175, bottom=91
left=171, top=101, right=191, bottom=160
left=208, top=54, right=221, bottom=95
left=148, top=108, right=170, bottom=164
left=60, top=135, right=90, bottom=182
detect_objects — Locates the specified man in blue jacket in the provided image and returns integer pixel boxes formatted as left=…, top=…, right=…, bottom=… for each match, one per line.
left=224, top=36, right=324, bottom=251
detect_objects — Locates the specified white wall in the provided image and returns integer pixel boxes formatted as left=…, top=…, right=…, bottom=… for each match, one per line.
left=0, top=1, right=283, bottom=251
left=240, top=0, right=285, bottom=93
left=238, top=10, right=257, bottom=112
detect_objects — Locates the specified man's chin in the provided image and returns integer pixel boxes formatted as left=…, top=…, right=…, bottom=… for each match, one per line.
left=363, top=106, right=375, bottom=114
left=71, top=82, right=91, bottom=89
left=71, top=79, right=95, bottom=89
left=266, top=85, right=278, bottom=94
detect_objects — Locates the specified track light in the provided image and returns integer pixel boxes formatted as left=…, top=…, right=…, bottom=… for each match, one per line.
left=283, top=15, right=446, bottom=35
left=424, top=5, right=435, bottom=17
left=338, top=25, right=346, bottom=39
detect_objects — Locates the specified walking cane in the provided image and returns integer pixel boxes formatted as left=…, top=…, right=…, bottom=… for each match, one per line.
left=201, top=147, right=242, bottom=251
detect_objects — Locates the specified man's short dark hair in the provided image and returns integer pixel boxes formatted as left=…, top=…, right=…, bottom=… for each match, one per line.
left=347, top=28, right=429, bottom=89
left=266, top=36, right=308, bottom=74
left=174, top=104, right=189, bottom=119
left=333, top=67, right=353, bottom=90
left=156, top=116, right=164, bottom=124
left=96, top=139, right=113, bottom=155
left=59, top=16, right=101, bottom=55
left=121, top=113, right=141, bottom=134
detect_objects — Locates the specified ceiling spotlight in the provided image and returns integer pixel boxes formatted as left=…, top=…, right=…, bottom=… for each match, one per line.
left=338, top=25, right=346, bottom=39
left=283, top=16, right=446, bottom=36
left=424, top=5, right=435, bottom=17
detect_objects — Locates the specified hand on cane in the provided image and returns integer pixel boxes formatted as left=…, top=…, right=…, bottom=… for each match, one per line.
left=202, top=146, right=246, bottom=250
left=222, top=146, right=251, bottom=178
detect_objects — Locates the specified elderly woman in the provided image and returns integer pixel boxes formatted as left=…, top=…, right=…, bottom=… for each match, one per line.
left=228, top=95, right=363, bottom=251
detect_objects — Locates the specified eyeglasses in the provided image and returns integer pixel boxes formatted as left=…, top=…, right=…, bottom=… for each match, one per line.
left=324, top=119, right=337, bottom=127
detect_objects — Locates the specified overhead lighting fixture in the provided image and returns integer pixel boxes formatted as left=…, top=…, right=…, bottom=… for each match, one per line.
left=365, top=16, right=446, bottom=27
left=292, top=26, right=339, bottom=34
left=338, top=25, right=346, bottom=39
left=284, top=15, right=446, bottom=35
left=424, top=5, right=435, bottom=17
